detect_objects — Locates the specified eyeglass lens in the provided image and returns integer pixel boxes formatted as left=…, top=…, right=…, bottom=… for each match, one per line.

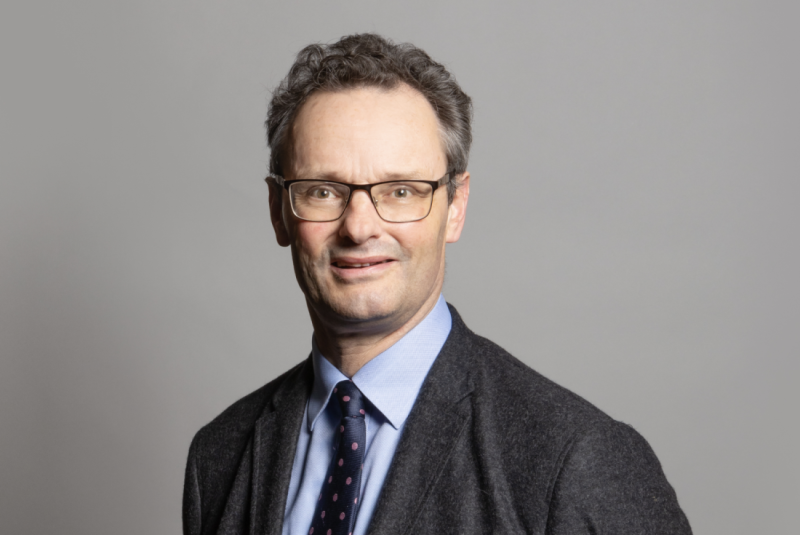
left=289, top=181, right=435, bottom=222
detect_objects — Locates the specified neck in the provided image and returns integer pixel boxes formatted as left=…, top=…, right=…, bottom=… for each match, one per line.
left=309, top=291, right=442, bottom=378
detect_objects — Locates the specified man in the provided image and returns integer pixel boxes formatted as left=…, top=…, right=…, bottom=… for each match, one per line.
left=183, top=34, right=691, bottom=535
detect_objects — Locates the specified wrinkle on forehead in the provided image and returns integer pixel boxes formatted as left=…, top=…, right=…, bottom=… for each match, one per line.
left=287, top=84, right=447, bottom=183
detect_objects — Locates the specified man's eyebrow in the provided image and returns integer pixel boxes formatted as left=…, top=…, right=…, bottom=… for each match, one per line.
left=292, top=171, right=431, bottom=182
left=290, top=171, right=339, bottom=181
left=381, top=171, right=430, bottom=181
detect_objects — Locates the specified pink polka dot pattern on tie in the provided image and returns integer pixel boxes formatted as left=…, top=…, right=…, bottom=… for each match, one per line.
left=308, top=380, right=366, bottom=535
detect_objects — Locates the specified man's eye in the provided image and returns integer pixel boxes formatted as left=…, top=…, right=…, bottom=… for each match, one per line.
left=392, top=188, right=409, bottom=198
left=310, top=188, right=335, bottom=199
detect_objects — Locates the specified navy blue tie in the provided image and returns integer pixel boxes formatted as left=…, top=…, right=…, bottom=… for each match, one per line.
left=309, top=380, right=366, bottom=535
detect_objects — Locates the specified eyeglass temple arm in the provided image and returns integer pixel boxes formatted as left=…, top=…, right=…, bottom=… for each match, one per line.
left=266, top=174, right=286, bottom=188
left=438, top=171, right=453, bottom=187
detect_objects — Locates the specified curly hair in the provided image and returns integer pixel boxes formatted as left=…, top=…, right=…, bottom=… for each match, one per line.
left=266, top=33, right=473, bottom=203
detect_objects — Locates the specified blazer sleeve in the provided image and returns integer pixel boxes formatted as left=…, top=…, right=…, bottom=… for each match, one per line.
left=546, top=421, right=692, bottom=535
left=182, top=435, right=202, bottom=535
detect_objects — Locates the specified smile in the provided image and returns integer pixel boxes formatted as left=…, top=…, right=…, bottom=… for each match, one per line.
left=331, top=259, right=394, bottom=269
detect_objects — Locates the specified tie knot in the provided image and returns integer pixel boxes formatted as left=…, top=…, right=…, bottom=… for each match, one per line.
left=333, top=380, right=365, bottom=418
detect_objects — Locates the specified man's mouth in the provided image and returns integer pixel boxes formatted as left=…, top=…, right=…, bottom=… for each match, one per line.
left=331, top=259, right=394, bottom=269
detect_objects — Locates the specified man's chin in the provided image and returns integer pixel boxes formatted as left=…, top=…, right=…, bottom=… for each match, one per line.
left=329, top=302, right=394, bottom=323
left=315, top=292, right=402, bottom=327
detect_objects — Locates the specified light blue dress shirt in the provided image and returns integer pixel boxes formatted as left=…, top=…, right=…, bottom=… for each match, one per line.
left=281, top=295, right=452, bottom=535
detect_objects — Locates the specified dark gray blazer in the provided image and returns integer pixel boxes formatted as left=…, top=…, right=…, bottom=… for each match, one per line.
left=183, top=305, right=691, bottom=534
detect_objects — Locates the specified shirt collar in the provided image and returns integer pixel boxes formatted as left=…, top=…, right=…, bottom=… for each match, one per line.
left=307, top=294, right=452, bottom=431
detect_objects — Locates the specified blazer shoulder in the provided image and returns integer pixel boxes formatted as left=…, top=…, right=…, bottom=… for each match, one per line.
left=446, top=312, right=653, bottom=464
left=190, top=359, right=310, bottom=457
left=458, top=325, right=614, bottom=433
left=183, top=360, right=311, bottom=534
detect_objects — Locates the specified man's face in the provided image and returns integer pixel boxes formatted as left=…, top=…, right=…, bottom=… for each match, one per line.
left=269, top=85, right=469, bottom=333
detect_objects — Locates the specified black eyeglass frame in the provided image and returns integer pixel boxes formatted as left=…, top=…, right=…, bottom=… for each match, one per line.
left=267, top=171, right=454, bottom=223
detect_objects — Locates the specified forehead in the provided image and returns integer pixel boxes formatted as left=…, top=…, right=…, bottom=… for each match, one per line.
left=288, top=85, right=446, bottom=180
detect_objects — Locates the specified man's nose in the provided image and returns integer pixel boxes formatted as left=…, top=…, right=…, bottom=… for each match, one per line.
left=338, top=190, right=383, bottom=244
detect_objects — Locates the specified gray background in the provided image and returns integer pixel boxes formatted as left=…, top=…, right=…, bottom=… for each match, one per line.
left=1, top=1, right=797, bottom=533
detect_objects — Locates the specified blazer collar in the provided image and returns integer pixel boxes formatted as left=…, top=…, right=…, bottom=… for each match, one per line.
left=366, top=304, right=476, bottom=534
left=249, top=358, right=313, bottom=535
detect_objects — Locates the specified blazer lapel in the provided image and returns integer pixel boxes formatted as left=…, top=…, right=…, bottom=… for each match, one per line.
left=367, top=308, right=475, bottom=534
left=249, top=359, right=313, bottom=535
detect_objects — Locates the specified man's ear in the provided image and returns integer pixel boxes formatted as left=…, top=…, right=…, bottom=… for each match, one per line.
left=267, top=179, right=291, bottom=247
left=446, top=172, right=470, bottom=243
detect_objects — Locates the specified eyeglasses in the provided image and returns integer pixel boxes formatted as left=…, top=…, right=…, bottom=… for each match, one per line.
left=267, top=171, right=453, bottom=223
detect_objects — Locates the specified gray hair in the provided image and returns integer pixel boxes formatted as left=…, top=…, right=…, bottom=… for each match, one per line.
left=266, top=33, right=473, bottom=202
